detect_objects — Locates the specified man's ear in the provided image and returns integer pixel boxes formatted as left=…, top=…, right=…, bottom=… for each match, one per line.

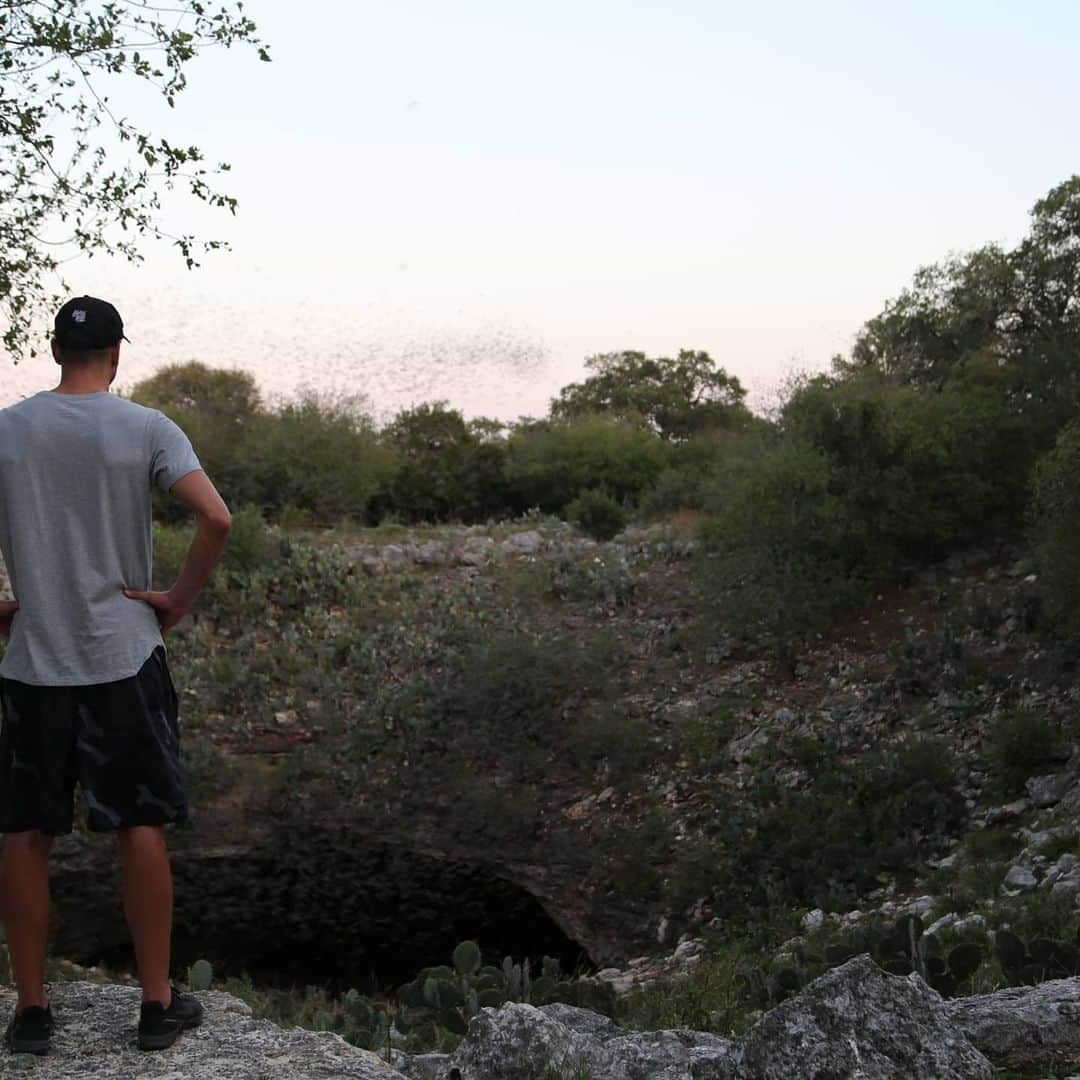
left=109, top=342, right=121, bottom=384
left=51, top=339, right=63, bottom=366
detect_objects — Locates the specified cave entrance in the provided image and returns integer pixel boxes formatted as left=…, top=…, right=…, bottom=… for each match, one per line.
left=54, top=831, right=589, bottom=993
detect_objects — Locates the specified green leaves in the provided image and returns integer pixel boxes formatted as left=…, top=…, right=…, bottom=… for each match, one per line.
left=1, top=1, right=269, bottom=357
left=550, top=349, right=753, bottom=442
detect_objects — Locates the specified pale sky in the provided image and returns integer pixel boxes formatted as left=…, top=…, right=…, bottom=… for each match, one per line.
left=5, top=1, right=1080, bottom=421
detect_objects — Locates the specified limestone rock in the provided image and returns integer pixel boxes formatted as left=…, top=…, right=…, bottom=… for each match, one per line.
left=448, top=1001, right=737, bottom=1079
left=445, top=957, right=1000, bottom=1080
left=1003, top=865, right=1038, bottom=890
left=733, top=956, right=992, bottom=1079
left=399, top=1054, right=453, bottom=1079
left=1026, top=772, right=1077, bottom=809
left=0, top=982, right=402, bottom=1078
left=983, top=798, right=1031, bottom=825
left=946, top=975, right=1080, bottom=1067
left=379, top=544, right=412, bottom=567
left=499, top=530, right=543, bottom=556
left=456, top=537, right=496, bottom=566
left=413, top=540, right=449, bottom=566
left=728, top=728, right=768, bottom=764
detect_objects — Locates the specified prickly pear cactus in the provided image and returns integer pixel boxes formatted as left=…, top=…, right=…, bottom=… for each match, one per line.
left=187, top=958, right=213, bottom=992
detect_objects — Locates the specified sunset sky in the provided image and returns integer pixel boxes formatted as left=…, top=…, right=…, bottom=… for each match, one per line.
left=6, top=0, right=1079, bottom=422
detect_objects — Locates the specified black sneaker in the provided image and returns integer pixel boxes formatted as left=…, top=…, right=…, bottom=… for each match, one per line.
left=4, top=1004, right=54, bottom=1055
left=137, top=988, right=204, bottom=1051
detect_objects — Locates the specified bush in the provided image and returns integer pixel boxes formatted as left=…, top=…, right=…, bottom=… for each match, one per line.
left=359, top=625, right=638, bottom=795
left=783, top=371, right=1034, bottom=567
left=380, top=402, right=510, bottom=523
left=239, top=392, right=393, bottom=523
left=638, top=429, right=741, bottom=519
left=680, top=737, right=967, bottom=918
left=504, top=415, right=670, bottom=514
left=565, top=490, right=627, bottom=541
left=1032, top=419, right=1080, bottom=644
left=695, top=433, right=859, bottom=663
left=983, top=708, right=1067, bottom=794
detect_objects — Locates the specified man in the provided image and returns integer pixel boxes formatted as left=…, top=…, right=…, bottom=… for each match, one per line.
left=0, top=296, right=231, bottom=1055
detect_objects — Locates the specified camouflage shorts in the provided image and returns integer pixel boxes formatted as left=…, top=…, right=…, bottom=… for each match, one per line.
left=0, top=646, right=188, bottom=834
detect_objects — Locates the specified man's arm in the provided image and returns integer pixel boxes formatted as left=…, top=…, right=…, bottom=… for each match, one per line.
left=0, top=600, right=17, bottom=638
left=124, top=470, right=232, bottom=634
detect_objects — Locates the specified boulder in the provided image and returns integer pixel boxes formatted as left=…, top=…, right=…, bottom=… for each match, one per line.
left=456, top=537, right=496, bottom=566
left=1003, top=865, right=1038, bottom=890
left=0, top=981, right=402, bottom=1078
left=412, top=540, right=449, bottom=567
left=499, top=530, right=543, bottom=556
left=1026, top=772, right=1078, bottom=809
left=445, top=957, right=994, bottom=1080
left=733, top=956, right=991, bottom=1079
left=946, top=975, right=1080, bottom=1067
left=448, top=1001, right=736, bottom=1079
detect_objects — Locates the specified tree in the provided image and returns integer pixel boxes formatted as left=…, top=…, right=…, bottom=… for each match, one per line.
left=381, top=401, right=509, bottom=522
left=550, top=349, right=751, bottom=441
left=1, top=1, right=269, bottom=357
left=838, top=176, right=1080, bottom=430
left=130, top=361, right=260, bottom=426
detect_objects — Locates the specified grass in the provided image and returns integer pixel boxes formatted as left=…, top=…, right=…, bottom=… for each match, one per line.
left=619, top=919, right=799, bottom=1038
left=1033, top=832, right=1080, bottom=862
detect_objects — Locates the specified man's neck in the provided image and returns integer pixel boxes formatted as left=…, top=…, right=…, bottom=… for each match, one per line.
left=53, top=366, right=113, bottom=395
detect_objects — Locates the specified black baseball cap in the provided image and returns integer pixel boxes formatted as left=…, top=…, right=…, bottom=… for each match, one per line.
left=53, top=296, right=130, bottom=350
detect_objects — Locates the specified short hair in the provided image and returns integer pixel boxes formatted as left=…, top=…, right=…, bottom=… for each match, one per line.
left=55, top=345, right=115, bottom=367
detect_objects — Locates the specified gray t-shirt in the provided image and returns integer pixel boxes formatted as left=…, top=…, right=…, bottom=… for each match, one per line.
left=0, top=391, right=201, bottom=685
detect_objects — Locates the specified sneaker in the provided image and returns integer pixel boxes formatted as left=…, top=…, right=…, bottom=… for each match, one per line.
left=137, top=988, right=203, bottom=1051
left=4, top=1004, right=54, bottom=1055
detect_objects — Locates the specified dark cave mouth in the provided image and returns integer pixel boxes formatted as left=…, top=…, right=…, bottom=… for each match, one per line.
left=59, top=838, right=590, bottom=994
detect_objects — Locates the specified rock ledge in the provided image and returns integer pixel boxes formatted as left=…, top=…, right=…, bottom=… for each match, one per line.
left=0, top=982, right=399, bottom=1078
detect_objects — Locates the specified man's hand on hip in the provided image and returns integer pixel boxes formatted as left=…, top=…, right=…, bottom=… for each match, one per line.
left=0, top=600, right=17, bottom=637
left=123, top=590, right=188, bottom=634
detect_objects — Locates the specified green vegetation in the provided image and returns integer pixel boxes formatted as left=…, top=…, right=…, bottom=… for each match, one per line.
left=983, top=708, right=1068, bottom=795
left=1, top=1, right=269, bottom=358
left=1032, top=419, right=1080, bottom=644
left=692, top=176, right=1080, bottom=659
left=550, top=348, right=753, bottom=441
left=565, top=489, right=627, bottom=541
left=669, top=736, right=967, bottom=918
left=212, top=940, right=610, bottom=1061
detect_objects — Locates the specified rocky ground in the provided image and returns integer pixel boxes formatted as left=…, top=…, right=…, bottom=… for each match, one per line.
left=6, top=956, right=1080, bottom=1078
left=5, top=519, right=1080, bottom=1069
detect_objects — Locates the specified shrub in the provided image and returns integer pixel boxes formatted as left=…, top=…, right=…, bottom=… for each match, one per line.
left=504, top=415, right=670, bottom=514
left=695, top=433, right=859, bottom=663
left=565, top=490, right=626, bottom=541
left=638, top=429, right=749, bottom=520
left=983, top=708, right=1067, bottom=794
left=239, top=392, right=393, bottom=523
left=684, top=738, right=967, bottom=918
left=358, top=625, right=634, bottom=800
left=1032, top=419, right=1080, bottom=644
left=783, top=371, right=1034, bottom=567
left=380, top=402, right=510, bottom=523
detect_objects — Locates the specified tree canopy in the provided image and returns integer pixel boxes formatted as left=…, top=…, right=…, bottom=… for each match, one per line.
left=1, top=0, right=269, bottom=357
left=549, top=349, right=751, bottom=441
left=838, top=176, right=1080, bottom=425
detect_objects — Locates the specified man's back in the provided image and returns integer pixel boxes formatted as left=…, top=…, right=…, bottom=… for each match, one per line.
left=0, top=391, right=198, bottom=685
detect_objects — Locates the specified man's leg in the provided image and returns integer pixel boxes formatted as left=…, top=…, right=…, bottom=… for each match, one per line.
left=117, top=826, right=173, bottom=1005
left=0, top=830, right=54, bottom=1011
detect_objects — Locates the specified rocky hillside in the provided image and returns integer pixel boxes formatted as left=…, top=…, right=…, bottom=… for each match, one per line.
left=4, top=517, right=1080, bottom=1064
